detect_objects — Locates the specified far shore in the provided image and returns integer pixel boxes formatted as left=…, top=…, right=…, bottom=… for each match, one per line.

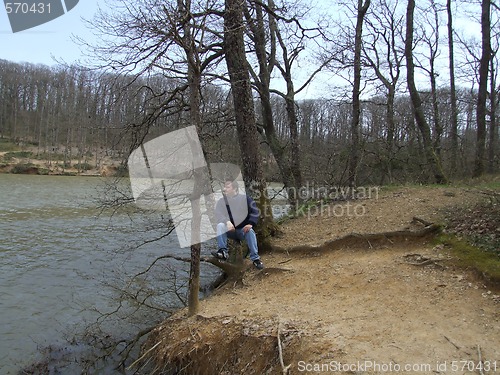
left=0, top=151, right=123, bottom=177
left=0, top=160, right=122, bottom=177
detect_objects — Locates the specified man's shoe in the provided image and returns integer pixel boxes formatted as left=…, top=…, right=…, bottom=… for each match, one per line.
left=253, top=259, right=264, bottom=270
left=211, top=248, right=228, bottom=260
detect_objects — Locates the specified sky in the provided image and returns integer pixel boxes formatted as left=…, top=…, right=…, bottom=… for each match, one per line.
left=0, top=0, right=101, bottom=66
left=0, top=0, right=482, bottom=98
left=0, top=0, right=333, bottom=99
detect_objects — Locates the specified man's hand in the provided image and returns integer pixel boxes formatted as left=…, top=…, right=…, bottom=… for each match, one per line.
left=242, top=224, right=253, bottom=234
left=226, top=221, right=235, bottom=232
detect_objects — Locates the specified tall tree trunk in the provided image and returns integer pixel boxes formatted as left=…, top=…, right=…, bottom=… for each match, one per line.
left=285, top=93, right=303, bottom=192
left=386, top=87, right=396, bottom=183
left=224, top=0, right=276, bottom=245
left=187, top=77, right=202, bottom=316
left=447, top=0, right=459, bottom=175
left=488, top=51, right=497, bottom=173
left=405, top=0, right=448, bottom=184
left=474, top=0, right=491, bottom=178
left=178, top=0, right=203, bottom=316
left=349, top=0, right=371, bottom=187
left=429, top=0, right=442, bottom=158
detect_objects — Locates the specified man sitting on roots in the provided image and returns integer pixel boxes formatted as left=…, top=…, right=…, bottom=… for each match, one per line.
left=211, top=180, right=264, bottom=270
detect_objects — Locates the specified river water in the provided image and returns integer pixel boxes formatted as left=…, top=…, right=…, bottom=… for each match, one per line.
left=0, top=174, right=221, bottom=374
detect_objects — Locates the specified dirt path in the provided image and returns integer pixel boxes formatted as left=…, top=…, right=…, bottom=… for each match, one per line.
left=147, top=186, right=500, bottom=374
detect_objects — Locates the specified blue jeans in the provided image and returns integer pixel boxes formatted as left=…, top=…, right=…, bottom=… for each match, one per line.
left=216, top=223, right=260, bottom=261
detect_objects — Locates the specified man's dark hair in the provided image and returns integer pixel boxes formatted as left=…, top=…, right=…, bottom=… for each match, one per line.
left=225, top=179, right=239, bottom=192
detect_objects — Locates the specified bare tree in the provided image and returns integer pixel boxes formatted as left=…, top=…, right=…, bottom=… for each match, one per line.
left=447, top=0, right=460, bottom=174
left=363, top=0, right=405, bottom=184
left=488, top=2, right=500, bottom=173
left=244, top=0, right=296, bottom=198
left=242, top=0, right=331, bottom=206
left=349, top=0, right=371, bottom=187
left=405, top=0, right=448, bottom=183
left=474, top=0, right=491, bottom=178
left=80, top=0, right=228, bottom=316
left=417, top=0, right=444, bottom=158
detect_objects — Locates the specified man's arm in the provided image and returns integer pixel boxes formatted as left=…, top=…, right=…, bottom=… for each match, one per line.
left=215, top=198, right=229, bottom=224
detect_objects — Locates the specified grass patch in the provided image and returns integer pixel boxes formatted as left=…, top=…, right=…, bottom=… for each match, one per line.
left=0, top=138, right=20, bottom=152
left=436, top=234, right=500, bottom=288
left=34, top=152, right=67, bottom=161
left=2, top=151, right=33, bottom=161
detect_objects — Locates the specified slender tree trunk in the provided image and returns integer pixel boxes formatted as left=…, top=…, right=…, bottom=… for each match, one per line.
left=430, top=59, right=442, bottom=157
left=187, top=78, right=202, bottom=316
left=447, top=0, right=459, bottom=175
left=349, top=0, right=371, bottom=187
left=386, top=87, right=396, bottom=183
left=178, top=0, right=203, bottom=316
left=429, top=0, right=442, bottom=158
left=405, top=0, right=448, bottom=184
left=285, top=95, right=303, bottom=191
left=474, top=0, right=491, bottom=178
left=488, top=52, right=497, bottom=173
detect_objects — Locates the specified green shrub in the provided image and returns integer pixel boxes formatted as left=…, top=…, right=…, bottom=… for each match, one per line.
left=115, top=164, right=129, bottom=177
left=11, top=163, right=38, bottom=174
left=38, top=168, right=50, bottom=175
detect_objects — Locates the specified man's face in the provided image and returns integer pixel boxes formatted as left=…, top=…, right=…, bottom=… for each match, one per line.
left=223, top=181, right=237, bottom=197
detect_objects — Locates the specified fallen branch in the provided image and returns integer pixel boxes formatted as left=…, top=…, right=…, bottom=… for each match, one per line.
left=127, top=340, right=162, bottom=371
left=403, top=254, right=445, bottom=267
left=477, top=345, right=485, bottom=375
left=412, top=216, right=434, bottom=227
left=444, top=335, right=460, bottom=350
left=277, top=320, right=291, bottom=375
left=149, top=254, right=244, bottom=277
left=406, top=259, right=444, bottom=266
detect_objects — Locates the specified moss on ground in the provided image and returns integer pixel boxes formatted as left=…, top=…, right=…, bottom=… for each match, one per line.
left=435, top=234, right=500, bottom=288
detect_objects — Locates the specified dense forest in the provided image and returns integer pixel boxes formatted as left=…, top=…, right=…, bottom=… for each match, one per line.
left=0, top=0, right=498, bottom=187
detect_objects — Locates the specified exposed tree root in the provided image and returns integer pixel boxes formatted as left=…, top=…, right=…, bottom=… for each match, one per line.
left=271, top=218, right=441, bottom=254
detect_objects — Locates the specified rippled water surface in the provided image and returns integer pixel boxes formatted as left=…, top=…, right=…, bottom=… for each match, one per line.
left=0, top=174, right=208, bottom=374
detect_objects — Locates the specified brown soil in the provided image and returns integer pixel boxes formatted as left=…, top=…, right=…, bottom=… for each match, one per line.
left=144, top=186, right=500, bottom=375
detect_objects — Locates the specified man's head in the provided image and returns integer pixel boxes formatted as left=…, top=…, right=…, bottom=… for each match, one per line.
left=223, top=180, right=238, bottom=197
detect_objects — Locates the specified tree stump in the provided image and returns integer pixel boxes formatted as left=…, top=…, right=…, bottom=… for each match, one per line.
left=203, top=239, right=248, bottom=287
